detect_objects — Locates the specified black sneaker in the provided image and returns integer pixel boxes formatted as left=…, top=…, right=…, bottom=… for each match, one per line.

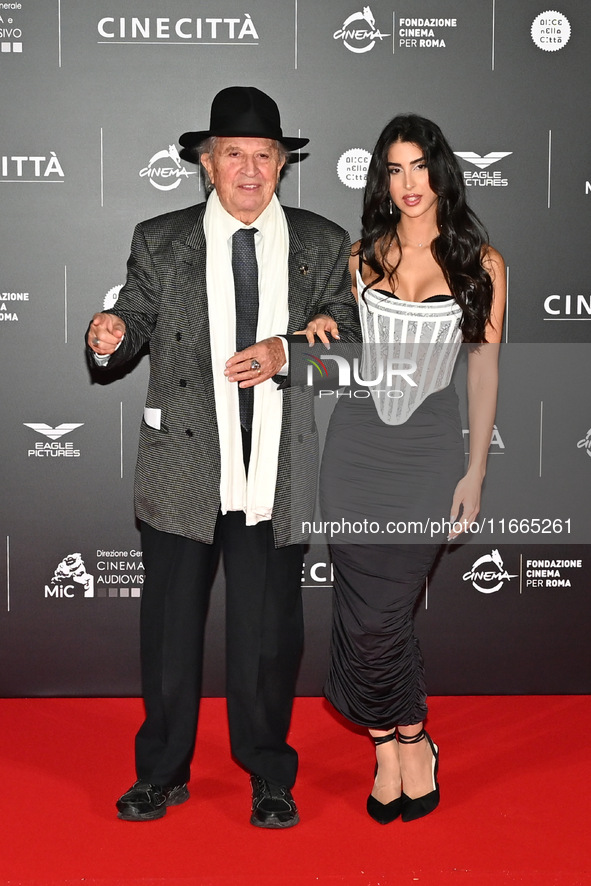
left=116, top=780, right=189, bottom=821
left=250, top=775, right=300, bottom=829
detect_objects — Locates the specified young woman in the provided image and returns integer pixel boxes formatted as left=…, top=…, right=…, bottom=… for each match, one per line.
left=304, top=114, right=505, bottom=823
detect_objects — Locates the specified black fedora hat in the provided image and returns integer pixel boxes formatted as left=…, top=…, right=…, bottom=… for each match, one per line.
left=179, top=86, right=309, bottom=155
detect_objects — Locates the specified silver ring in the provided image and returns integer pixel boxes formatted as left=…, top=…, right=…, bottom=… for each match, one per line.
left=93, top=337, right=100, bottom=345
left=250, top=359, right=261, bottom=371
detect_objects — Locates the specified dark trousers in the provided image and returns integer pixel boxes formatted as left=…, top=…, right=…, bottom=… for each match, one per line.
left=135, top=514, right=305, bottom=789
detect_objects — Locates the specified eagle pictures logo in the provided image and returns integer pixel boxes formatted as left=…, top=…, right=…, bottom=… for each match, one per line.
left=454, top=152, right=512, bottom=188
left=24, top=422, right=83, bottom=457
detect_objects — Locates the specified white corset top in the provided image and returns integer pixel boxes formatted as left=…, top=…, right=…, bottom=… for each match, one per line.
left=356, top=270, right=463, bottom=425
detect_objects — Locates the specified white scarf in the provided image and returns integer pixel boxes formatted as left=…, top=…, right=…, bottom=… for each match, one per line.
left=204, top=191, right=289, bottom=524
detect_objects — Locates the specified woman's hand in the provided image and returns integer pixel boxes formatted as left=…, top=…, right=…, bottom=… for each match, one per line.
left=295, top=314, right=340, bottom=346
left=448, top=470, right=484, bottom=540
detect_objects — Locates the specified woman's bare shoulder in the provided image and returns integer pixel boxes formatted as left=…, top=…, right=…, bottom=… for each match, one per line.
left=483, top=244, right=504, bottom=263
left=348, top=241, right=363, bottom=301
left=348, top=241, right=362, bottom=275
left=482, top=244, right=505, bottom=279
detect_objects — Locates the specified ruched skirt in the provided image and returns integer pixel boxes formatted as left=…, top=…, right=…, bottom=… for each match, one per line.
left=320, top=385, right=464, bottom=728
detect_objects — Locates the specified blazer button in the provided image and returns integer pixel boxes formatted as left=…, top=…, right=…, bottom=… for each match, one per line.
left=179, top=379, right=187, bottom=387
left=176, top=332, right=182, bottom=341
left=185, top=428, right=193, bottom=437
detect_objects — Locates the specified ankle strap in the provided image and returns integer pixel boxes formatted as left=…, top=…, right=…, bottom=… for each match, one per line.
left=397, top=727, right=426, bottom=744
left=371, top=731, right=397, bottom=746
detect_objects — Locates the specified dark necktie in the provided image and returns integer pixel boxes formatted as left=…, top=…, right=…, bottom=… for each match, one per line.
left=232, top=227, right=259, bottom=430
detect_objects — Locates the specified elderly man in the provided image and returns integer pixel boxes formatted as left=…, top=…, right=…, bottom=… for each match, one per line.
left=86, top=86, right=359, bottom=827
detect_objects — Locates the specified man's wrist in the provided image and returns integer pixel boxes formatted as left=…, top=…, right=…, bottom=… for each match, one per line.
left=275, top=335, right=289, bottom=375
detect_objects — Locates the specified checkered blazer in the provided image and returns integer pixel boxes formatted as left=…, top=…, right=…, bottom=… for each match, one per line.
left=92, top=201, right=360, bottom=546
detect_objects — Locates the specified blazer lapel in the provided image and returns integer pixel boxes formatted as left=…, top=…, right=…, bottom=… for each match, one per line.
left=172, top=207, right=208, bottom=343
left=171, top=206, right=320, bottom=360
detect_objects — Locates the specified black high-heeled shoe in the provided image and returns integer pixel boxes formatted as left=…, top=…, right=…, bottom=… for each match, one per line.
left=366, top=732, right=402, bottom=824
left=398, top=727, right=439, bottom=822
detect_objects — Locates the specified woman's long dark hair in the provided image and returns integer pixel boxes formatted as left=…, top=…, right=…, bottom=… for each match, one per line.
left=359, top=113, right=493, bottom=342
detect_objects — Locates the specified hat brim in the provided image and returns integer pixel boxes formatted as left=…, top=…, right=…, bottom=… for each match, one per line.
left=179, top=129, right=309, bottom=155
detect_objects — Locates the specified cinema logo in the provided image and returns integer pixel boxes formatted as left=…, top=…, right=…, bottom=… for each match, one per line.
left=0, top=152, right=64, bottom=182
left=463, top=549, right=517, bottom=594
left=139, top=145, right=197, bottom=192
left=45, top=550, right=144, bottom=599
left=577, top=428, right=591, bottom=457
left=333, top=6, right=390, bottom=53
left=1, top=290, right=28, bottom=323
left=544, top=294, right=591, bottom=319
left=0, top=9, right=23, bottom=53
left=97, top=14, right=258, bottom=44
left=454, top=152, right=512, bottom=188
left=24, top=422, right=83, bottom=458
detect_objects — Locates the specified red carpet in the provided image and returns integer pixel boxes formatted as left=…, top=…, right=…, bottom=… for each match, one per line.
left=0, top=696, right=589, bottom=885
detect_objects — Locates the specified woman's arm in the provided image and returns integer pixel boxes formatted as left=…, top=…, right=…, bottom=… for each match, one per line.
left=448, top=247, right=506, bottom=538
